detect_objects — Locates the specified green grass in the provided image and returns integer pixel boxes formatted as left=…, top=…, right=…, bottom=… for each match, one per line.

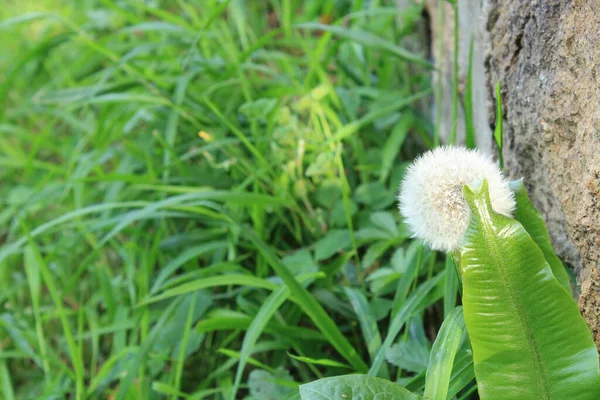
left=0, top=1, right=474, bottom=399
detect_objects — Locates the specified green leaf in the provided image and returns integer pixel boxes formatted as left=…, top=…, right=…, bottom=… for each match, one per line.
left=369, top=211, right=399, bottom=238
left=424, top=306, right=465, bottom=400
left=459, top=180, right=600, bottom=399
left=315, top=229, right=352, bottom=261
left=315, top=178, right=343, bottom=207
left=386, top=340, right=429, bottom=374
left=283, top=250, right=319, bottom=276
left=299, top=375, right=420, bottom=400
left=354, top=182, right=394, bottom=209
left=509, top=179, right=571, bottom=292
left=249, top=368, right=296, bottom=400
left=330, top=199, right=358, bottom=227
left=386, top=315, right=430, bottom=374
left=244, top=227, right=369, bottom=373
left=361, top=241, right=392, bottom=270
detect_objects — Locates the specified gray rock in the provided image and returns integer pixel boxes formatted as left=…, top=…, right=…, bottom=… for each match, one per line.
left=424, top=0, right=600, bottom=346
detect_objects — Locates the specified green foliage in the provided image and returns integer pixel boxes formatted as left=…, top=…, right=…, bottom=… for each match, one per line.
left=2, top=1, right=594, bottom=399
left=299, top=375, right=420, bottom=400
left=0, top=1, right=441, bottom=398
left=459, top=180, right=600, bottom=399
left=510, top=179, right=571, bottom=292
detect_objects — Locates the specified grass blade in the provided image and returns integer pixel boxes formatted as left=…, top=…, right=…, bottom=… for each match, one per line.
left=344, top=287, right=383, bottom=362
left=369, top=273, right=443, bottom=376
left=423, top=306, right=465, bottom=400
left=296, top=23, right=433, bottom=68
left=244, top=226, right=369, bottom=373
left=231, top=287, right=290, bottom=399
left=0, top=360, right=15, bottom=400
left=140, top=274, right=280, bottom=306
left=443, top=255, right=459, bottom=317
left=464, top=36, right=476, bottom=149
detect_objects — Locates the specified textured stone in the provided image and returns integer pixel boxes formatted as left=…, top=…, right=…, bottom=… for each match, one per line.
left=425, top=0, right=600, bottom=346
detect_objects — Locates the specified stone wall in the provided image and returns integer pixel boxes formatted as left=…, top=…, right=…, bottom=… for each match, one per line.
left=424, top=0, right=600, bottom=346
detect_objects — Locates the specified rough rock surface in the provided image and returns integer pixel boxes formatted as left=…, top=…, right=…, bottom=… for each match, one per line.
left=425, top=0, right=600, bottom=346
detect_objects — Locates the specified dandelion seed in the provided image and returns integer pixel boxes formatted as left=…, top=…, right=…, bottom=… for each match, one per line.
left=398, top=146, right=515, bottom=252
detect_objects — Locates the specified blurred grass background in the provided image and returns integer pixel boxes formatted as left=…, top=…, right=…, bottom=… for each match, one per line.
left=0, top=1, right=470, bottom=399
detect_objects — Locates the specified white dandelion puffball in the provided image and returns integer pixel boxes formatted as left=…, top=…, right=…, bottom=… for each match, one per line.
left=398, top=146, right=515, bottom=252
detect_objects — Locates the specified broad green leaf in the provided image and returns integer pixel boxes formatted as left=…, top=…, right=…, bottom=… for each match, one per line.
left=459, top=180, right=600, bottom=399
left=369, top=211, right=399, bottom=238
left=283, top=250, right=318, bottom=276
left=330, top=199, right=358, bottom=227
left=315, top=229, right=352, bottom=261
left=386, top=315, right=430, bottom=374
left=249, top=368, right=296, bottom=400
left=424, top=306, right=465, bottom=400
left=299, top=375, right=420, bottom=400
left=361, top=241, right=392, bottom=270
left=315, top=178, right=342, bottom=207
left=370, top=298, right=393, bottom=321
left=385, top=340, right=429, bottom=374
left=510, top=179, right=571, bottom=292
left=354, top=182, right=395, bottom=209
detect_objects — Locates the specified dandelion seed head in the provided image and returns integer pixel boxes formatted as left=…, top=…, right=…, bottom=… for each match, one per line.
left=398, top=146, right=515, bottom=252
